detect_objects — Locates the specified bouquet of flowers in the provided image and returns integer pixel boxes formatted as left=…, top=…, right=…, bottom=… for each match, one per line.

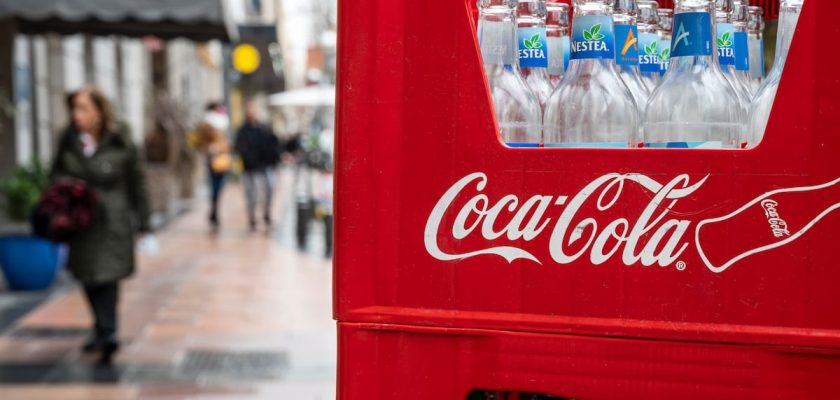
left=31, top=180, right=99, bottom=242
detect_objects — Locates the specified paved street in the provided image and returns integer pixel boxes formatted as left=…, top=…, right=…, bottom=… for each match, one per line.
left=0, top=169, right=336, bottom=399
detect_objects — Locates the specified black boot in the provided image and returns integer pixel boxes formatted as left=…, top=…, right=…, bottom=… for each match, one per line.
left=98, top=336, right=120, bottom=365
left=209, top=207, right=219, bottom=228
left=81, top=333, right=103, bottom=353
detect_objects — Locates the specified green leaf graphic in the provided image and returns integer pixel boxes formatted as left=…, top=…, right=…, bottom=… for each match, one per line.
left=532, top=41, right=543, bottom=48
left=592, top=33, right=604, bottom=40
left=591, top=24, right=601, bottom=35
left=583, top=30, right=592, bottom=41
left=717, top=38, right=725, bottom=47
left=725, top=39, right=733, bottom=47
left=722, top=32, right=731, bottom=43
left=530, top=33, right=541, bottom=44
left=660, top=48, right=670, bottom=61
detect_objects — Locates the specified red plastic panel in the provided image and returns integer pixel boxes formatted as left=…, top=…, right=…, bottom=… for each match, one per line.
left=658, top=0, right=675, bottom=8
left=339, top=322, right=840, bottom=399
left=750, top=0, right=780, bottom=20
left=335, top=0, right=839, bottom=351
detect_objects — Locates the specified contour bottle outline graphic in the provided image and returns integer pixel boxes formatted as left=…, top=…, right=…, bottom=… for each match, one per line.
left=696, top=176, right=840, bottom=274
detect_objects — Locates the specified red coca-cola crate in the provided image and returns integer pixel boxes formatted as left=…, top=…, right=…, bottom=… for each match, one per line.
left=335, top=0, right=839, bottom=398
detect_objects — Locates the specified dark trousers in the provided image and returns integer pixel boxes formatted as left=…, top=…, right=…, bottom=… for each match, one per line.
left=209, top=170, right=227, bottom=221
left=324, top=214, right=333, bottom=257
left=83, top=283, right=119, bottom=339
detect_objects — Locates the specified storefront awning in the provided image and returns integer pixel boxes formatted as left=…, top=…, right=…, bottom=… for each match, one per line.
left=0, top=0, right=236, bottom=42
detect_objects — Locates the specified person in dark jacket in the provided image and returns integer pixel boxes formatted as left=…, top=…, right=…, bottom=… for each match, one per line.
left=234, top=101, right=281, bottom=230
left=50, top=86, right=150, bottom=364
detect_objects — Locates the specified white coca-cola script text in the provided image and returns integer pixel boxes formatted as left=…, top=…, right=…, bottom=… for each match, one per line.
left=424, top=173, right=708, bottom=267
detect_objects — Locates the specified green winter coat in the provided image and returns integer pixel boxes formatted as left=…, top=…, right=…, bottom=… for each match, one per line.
left=50, top=126, right=150, bottom=285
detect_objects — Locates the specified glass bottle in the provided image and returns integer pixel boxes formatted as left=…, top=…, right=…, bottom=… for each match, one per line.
left=544, top=0, right=640, bottom=147
left=731, top=0, right=753, bottom=96
left=747, top=5, right=765, bottom=94
left=643, top=0, right=745, bottom=148
left=613, top=0, right=651, bottom=113
left=657, top=8, right=674, bottom=77
left=478, top=0, right=543, bottom=146
left=749, top=0, right=804, bottom=147
left=546, top=2, right=571, bottom=86
left=518, top=0, right=555, bottom=110
left=715, top=0, right=752, bottom=115
left=637, top=1, right=662, bottom=90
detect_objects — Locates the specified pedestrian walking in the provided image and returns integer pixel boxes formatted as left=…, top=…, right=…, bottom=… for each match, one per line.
left=49, top=86, right=150, bottom=364
left=191, top=102, right=232, bottom=229
left=234, top=101, right=281, bottom=230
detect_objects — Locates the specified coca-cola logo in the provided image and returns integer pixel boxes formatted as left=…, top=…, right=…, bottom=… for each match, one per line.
left=425, top=174, right=840, bottom=275
left=424, top=172, right=707, bottom=269
left=760, top=199, right=791, bottom=239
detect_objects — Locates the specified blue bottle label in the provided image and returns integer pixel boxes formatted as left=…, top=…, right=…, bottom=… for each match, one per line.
left=760, top=38, right=765, bottom=76
left=563, top=36, right=571, bottom=69
left=518, top=27, right=549, bottom=68
left=614, top=24, right=640, bottom=66
left=638, top=33, right=662, bottom=74
left=734, top=31, right=750, bottom=71
left=671, top=12, right=713, bottom=57
left=645, top=141, right=724, bottom=149
left=571, top=16, right=615, bottom=60
left=507, top=142, right=541, bottom=148
left=547, top=35, right=571, bottom=75
left=717, top=23, right=735, bottom=66
left=658, top=39, right=671, bottom=76
left=545, top=142, right=629, bottom=148
left=479, top=20, right=516, bottom=66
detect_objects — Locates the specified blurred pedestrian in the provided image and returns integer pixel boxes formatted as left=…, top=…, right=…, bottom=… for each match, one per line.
left=191, top=102, right=232, bottom=228
left=49, top=86, right=150, bottom=364
left=234, top=101, right=281, bottom=230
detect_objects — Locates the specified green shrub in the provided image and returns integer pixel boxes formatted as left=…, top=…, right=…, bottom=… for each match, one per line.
left=0, top=162, right=48, bottom=222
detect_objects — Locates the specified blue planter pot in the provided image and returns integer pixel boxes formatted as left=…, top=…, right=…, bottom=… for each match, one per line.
left=0, top=236, right=65, bottom=291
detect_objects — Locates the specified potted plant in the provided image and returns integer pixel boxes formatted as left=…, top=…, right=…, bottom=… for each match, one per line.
left=0, top=162, right=64, bottom=291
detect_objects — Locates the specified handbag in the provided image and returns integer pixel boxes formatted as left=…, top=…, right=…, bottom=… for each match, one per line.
left=210, top=152, right=233, bottom=173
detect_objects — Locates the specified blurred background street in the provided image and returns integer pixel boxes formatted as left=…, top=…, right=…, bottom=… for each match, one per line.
left=0, top=170, right=335, bottom=399
left=0, top=0, right=337, bottom=398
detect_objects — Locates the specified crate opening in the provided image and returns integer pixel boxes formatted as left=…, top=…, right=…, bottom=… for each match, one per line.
left=471, top=0, right=804, bottom=151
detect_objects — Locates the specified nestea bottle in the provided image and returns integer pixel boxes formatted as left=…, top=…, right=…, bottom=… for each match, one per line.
left=544, top=0, right=640, bottom=147
left=546, top=2, right=571, bottom=86
left=613, top=0, right=651, bottom=112
left=657, top=8, right=674, bottom=76
left=518, top=0, right=555, bottom=109
left=747, top=6, right=766, bottom=94
left=643, top=0, right=745, bottom=148
left=637, top=1, right=662, bottom=90
left=749, top=0, right=804, bottom=147
left=477, top=0, right=542, bottom=146
left=715, top=0, right=752, bottom=117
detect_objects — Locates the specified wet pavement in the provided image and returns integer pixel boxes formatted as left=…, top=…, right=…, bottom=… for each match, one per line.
left=0, top=169, right=336, bottom=399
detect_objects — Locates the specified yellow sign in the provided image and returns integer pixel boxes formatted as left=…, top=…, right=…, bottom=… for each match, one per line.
left=233, top=44, right=261, bottom=74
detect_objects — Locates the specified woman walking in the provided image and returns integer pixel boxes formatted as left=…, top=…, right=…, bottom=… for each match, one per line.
left=50, top=86, right=150, bottom=364
left=192, top=102, right=232, bottom=228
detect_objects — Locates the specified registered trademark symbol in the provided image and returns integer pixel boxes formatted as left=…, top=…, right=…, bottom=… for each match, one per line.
left=676, top=261, right=687, bottom=271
